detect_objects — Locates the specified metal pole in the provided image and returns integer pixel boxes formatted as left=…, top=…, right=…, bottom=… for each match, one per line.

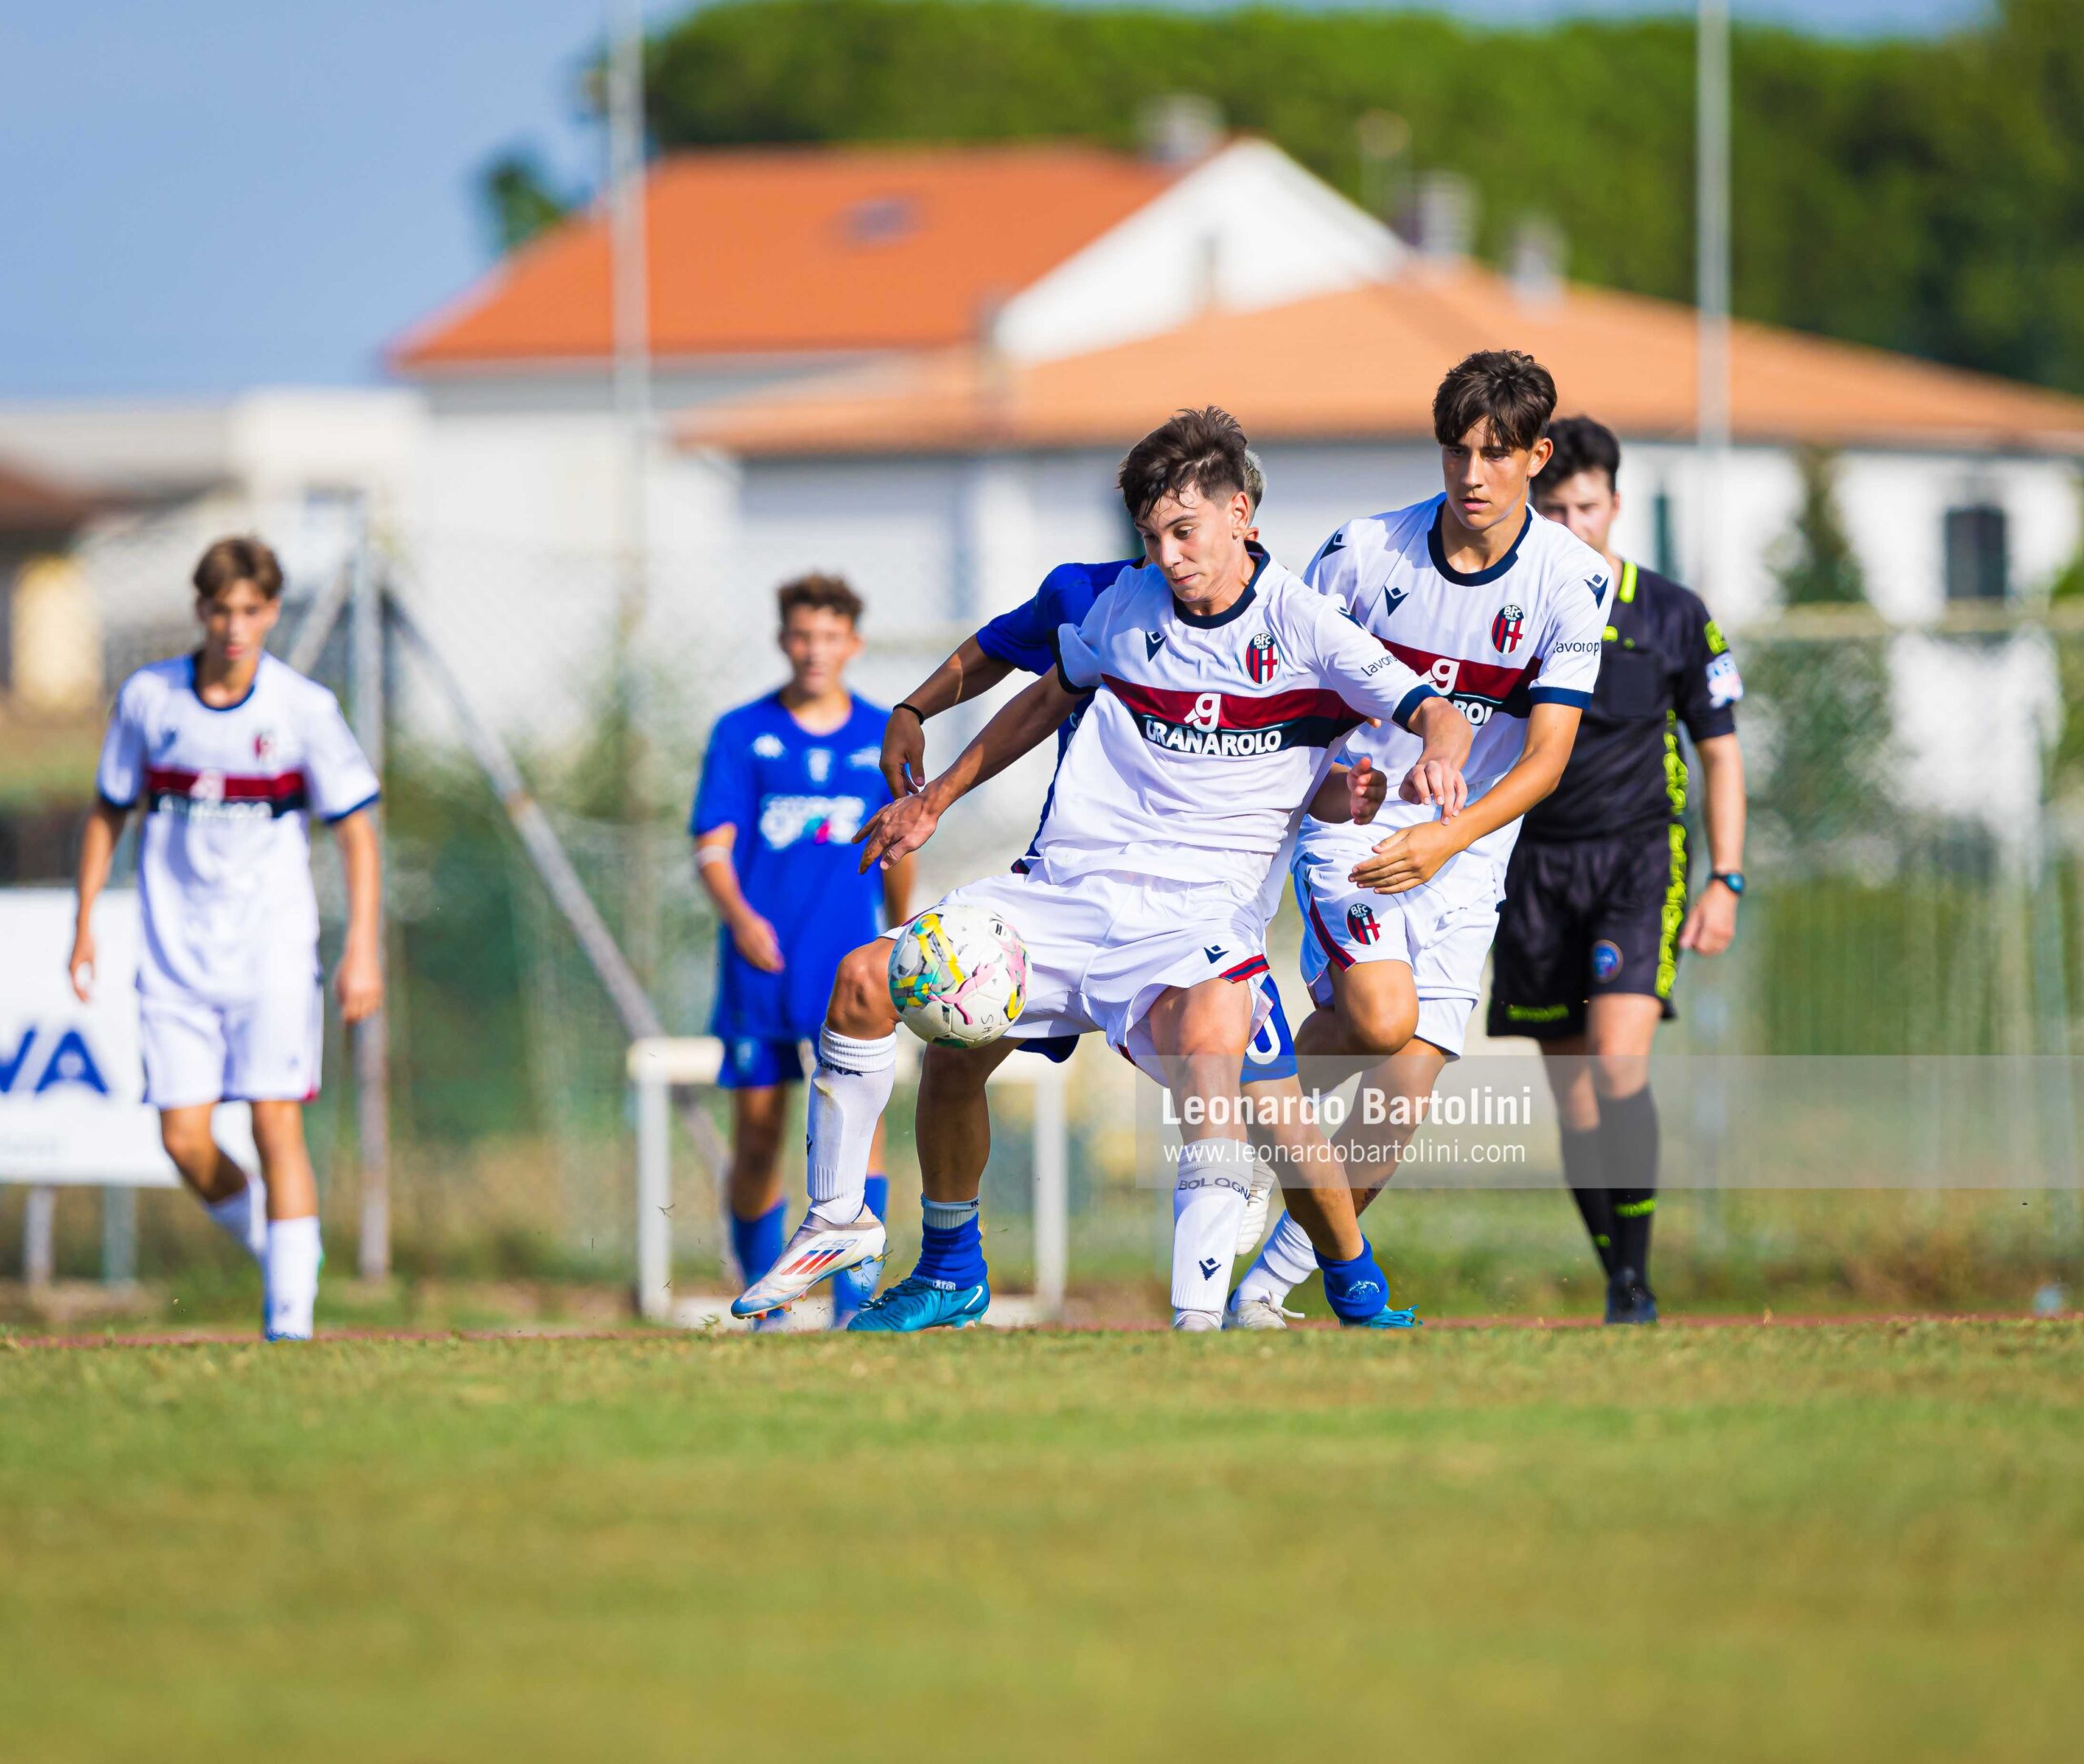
left=23, top=1184, right=55, bottom=1288
left=349, top=514, right=392, bottom=1283
left=101, top=1185, right=137, bottom=1287
left=1696, top=0, right=1732, bottom=601
left=634, top=1064, right=672, bottom=1320
left=1032, top=1062, right=1068, bottom=1319
left=608, top=0, right=657, bottom=984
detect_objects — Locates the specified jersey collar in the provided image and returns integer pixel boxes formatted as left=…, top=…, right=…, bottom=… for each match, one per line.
left=1427, top=501, right=1532, bottom=586
left=188, top=651, right=263, bottom=713
left=1173, top=541, right=1267, bottom=628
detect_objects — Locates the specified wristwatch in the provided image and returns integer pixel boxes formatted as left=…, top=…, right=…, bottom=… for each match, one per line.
left=1709, top=870, right=1746, bottom=896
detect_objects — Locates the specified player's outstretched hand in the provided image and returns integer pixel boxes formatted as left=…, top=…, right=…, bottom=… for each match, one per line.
left=1397, top=757, right=1468, bottom=819
left=1347, top=755, right=1389, bottom=825
left=335, top=942, right=385, bottom=1024
left=1679, top=882, right=1739, bottom=956
left=881, top=713, right=927, bottom=799
left=856, top=794, right=939, bottom=873
left=67, top=926, right=95, bottom=1003
left=1349, top=821, right=1460, bottom=895
left=729, top=911, right=786, bottom=974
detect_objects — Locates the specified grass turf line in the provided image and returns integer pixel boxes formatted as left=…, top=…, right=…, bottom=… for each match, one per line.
left=2, top=1322, right=2080, bottom=1763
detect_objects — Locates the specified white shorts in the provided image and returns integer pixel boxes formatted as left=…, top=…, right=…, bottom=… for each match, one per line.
left=138, top=974, right=324, bottom=1110
left=1292, top=828, right=1504, bottom=1058
left=903, top=859, right=1273, bottom=1082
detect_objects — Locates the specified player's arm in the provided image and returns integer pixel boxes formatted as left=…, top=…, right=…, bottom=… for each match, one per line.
left=1679, top=733, right=1745, bottom=955
left=856, top=671, right=1078, bottom=873
left=881, top=636, right=1016, bottom=798
left=1350, top=703, right=1583, bottom=895
left=68, top=800, right=127, bottom=1002
left=694, top=827, right=784, bottom=974
left=331, top=807, right=385, bottom=1023
left=882, top=852, right=917, bottom=927
left=1307, top=758, right=1389, bottom=825
left=1676, top=601, right=1746, bottom=956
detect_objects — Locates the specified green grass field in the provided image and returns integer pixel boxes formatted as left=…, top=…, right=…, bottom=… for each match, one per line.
left=3, top=1322, right=2080, bottom=1763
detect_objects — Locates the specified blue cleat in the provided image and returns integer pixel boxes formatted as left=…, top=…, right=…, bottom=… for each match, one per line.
left=1341, top=1304, right=1424, bottom=1329
left=846, top=1272, right=991, bottom=1333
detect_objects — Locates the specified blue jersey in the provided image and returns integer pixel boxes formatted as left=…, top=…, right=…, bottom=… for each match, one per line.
left=691, top=692, right=895, bottom=1041
left=976, top=558, right=1139, bottom=865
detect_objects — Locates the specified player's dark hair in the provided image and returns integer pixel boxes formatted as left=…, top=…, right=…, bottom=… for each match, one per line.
left=192, top=535, right=284, bottom=602
left=1118, top=406, right=1251, bottom=523
left=1432, top=349, right=1557, bottom=453
left=1541, top=415, right=1622, bottom=492
left=776, top=571, right=865, bottom=628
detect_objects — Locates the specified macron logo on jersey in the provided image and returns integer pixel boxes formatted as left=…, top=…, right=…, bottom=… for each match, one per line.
left=1144, top=631, right=1165, bottom=659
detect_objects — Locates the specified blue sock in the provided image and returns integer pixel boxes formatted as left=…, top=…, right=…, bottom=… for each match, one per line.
left=914, top=1197, right=987, bottom=1289
left=1317, top=1239, right=1389, bottom=1322
left=828, top=1175, right=892, bottom=1322
left=730, top=1201, right=786, bottom=1285
left=862, top=1174, right=889, bottom=1224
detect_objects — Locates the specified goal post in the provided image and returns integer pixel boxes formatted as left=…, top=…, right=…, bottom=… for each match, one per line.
left=627, top=1035, right=1070, bottom=1326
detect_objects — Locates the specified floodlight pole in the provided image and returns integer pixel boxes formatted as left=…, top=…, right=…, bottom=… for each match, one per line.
left=1696, top=0, right=1732, bottom=601
left=348, top=511, right=392, bottom=1283
left=608, top=0, right=658, bottom=983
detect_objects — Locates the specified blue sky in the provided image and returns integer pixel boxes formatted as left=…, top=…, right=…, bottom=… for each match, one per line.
left=1, top=0, right=1985, bottom=401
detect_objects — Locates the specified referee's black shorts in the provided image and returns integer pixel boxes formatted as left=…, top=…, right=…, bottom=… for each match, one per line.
left=1486, top=824, right=1688, bottom=1041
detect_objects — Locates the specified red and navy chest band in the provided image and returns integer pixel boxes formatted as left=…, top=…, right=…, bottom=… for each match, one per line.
left=1101, top=677, right=1363, bottom=757
left=143, top=765, right=308, bottom=819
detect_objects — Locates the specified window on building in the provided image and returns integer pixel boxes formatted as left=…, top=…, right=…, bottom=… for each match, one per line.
left=1943, top=504, right=2008, bottom=602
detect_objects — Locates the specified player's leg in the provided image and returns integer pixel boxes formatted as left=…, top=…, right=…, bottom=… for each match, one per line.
left=142, top=995, right=268, bottom=1262
left=829, top=1112, right=895, bottom=1328
left=849, top=1038, right=1021, bottom=1333
left=1537, top=1032, right=1618, bottom=1280
left=247, top=1100, right=322, bottom=1341
left=732, top=940, right=897, bottom=1317
left=1141, top=974, right=1258, bottom=1329
left=1584, top=994, right=1665, bottom=1323
left=1237, top=1037, right=1446, bottom=1326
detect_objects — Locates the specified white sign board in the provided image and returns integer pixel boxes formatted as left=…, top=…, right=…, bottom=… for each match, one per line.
left=0, top=888, right=255, bottom=1186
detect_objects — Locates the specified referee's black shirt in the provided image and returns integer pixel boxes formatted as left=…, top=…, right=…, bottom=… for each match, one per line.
left=1522, top=558, right=1740, bottom=843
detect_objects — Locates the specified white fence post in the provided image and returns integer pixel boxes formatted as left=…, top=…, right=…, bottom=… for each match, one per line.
left=23, top=1185, right=55, bottom=1288
left=628, top=1038, right=725, bottom=1323
left=1031, top=1061, right=1068, bottom=1320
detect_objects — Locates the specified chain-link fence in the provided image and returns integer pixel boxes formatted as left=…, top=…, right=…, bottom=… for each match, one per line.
left=10, top=519, right=2084, bottom=1315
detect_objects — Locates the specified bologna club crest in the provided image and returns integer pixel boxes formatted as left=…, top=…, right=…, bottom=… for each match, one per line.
left=1491, top=604, right=1526, bottom=654
left=1246, top=632, right=1279, bottom=684
left=1346, top=902, right=1381, bottom=947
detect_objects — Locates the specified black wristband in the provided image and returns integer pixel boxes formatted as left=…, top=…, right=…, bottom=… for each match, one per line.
left=894, top=702, right=926, bottom=724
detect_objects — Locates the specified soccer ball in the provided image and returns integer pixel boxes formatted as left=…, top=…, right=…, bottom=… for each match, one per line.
left=887, top=904, right=1027, bottom=1048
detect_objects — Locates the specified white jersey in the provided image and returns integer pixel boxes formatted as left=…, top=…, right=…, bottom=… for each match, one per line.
left=96, top=654, right=380, bottom=1005
left=1044, top=546, right=1438, bottom=894
left=1302, top=497, right=1609, bottom=870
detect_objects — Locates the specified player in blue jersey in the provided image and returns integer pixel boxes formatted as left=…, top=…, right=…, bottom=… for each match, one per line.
left=691, top=574, right=913, bottom=1328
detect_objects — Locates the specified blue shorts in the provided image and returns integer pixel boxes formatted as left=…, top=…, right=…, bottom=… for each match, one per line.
left=716, top=1035, right=808, bottom=1092
left=1015, top=973, right=1298, bottom=1083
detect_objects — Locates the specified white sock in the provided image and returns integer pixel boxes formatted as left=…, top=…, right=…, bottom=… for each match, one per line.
left=1238, top=1210, right=1319, bottom=1307
left=265, top=1216, right=323, bottom=1340
left=806, top=1026, right=897, bottom=1227
left=1170, top=1137, right=1252, bottom=1313
left=204, top=1176, right=267, bottom=1263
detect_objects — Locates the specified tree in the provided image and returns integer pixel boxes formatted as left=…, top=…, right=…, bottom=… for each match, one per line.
left=479, top=149, right=576, bottom=256
left=1774, top=449, right=1868, bottom=607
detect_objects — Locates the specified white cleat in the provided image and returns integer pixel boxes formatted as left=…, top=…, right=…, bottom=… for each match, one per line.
left=1224, top=1290, right=1301, bottom=1332
left=731, top=1211, right=887, bottom=1318
left=1235, top=1171, right=1275, bottom=1258
left=1172, top=1308, right=1224, bottom=1332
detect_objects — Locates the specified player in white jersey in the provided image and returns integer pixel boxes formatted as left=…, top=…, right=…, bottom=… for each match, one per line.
left=1232, top=351, right=1609, bottom=1328
left=729, top=409, right=1473, bottom=1333
left=68, top=537, right=383, bottom=1341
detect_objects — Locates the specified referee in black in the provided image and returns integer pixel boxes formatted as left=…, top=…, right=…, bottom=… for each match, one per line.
left=1487, top=417, right=1748, bottom=1323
